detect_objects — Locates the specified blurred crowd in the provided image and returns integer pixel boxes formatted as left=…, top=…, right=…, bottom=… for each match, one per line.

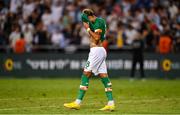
left=0, top=0, right=179, bottom=53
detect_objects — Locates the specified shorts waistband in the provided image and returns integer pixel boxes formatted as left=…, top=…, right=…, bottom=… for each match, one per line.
left=90, top=47, right=104, bottom=50
left=90, top=47, right=106, bottom=54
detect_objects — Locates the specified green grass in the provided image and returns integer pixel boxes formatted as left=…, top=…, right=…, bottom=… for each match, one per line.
left=0, top=78, right=180, bottom=114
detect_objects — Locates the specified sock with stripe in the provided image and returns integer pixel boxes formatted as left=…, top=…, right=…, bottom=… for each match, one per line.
left=75, top=74, right=89, bottom=104
left=101, top=77, right=114, bottom=105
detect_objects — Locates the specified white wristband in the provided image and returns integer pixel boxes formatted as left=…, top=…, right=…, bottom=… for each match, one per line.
left=87, top=28, right=90, bottom=32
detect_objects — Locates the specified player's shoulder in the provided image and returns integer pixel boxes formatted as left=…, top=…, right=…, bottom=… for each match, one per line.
left=97, top=17, right=106, bottom=22
left=96, top=17, right=106, bottom=25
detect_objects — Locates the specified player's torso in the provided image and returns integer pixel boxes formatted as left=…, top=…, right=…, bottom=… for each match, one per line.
left=89, top=18, right=106, bottom=48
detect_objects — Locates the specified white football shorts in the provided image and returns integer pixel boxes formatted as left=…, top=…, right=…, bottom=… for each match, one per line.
left=84, top=47, right=107, bottom=75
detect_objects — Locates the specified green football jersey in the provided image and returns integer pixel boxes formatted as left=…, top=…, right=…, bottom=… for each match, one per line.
left=89, top=18, right=106, bottom=42
left=81, top=13, right=106, bottom=42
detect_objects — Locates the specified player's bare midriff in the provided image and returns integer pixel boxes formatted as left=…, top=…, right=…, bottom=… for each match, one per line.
left=89, top=36, right=102, bottom=48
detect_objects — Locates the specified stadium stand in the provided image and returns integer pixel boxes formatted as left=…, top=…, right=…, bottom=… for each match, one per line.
left=0, top=0, right=179, bottom=53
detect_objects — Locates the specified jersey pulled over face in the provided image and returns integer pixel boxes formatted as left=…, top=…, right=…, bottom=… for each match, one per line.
left=81, top=13, right=107, bottom=42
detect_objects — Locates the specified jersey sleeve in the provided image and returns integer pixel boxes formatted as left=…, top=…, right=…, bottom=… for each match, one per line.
left=94, top=20, right=103, bottom=33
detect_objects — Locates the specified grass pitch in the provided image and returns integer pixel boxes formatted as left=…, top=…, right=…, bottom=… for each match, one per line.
left=0, top=78, right=180, bottom=114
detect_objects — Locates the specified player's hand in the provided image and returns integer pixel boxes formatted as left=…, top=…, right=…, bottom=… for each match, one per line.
left=83, top=22, right=90, bottom=30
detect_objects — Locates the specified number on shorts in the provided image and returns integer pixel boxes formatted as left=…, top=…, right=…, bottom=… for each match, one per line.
left=85, top=61, right=90, bottom=69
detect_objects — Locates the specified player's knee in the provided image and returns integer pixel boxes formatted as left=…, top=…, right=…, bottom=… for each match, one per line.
left=83, top=71, right=92, bottom=77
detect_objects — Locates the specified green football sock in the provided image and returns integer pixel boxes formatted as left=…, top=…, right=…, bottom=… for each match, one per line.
left=77, top=74, right=89, bottom=100
left=101, top=77, right=113, bottom=101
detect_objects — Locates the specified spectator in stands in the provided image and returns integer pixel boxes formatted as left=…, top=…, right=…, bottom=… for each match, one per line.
left=169, top=2, right=178, bottom=19
left=107, top=12, right=118, bottom=33
left=51, top=0, right=63, bottom=24
left=80, top=25, right=89, bottom=46
left=134, top=9, right=145, bottom=23
left=21, top=18, right=34, bottom=33
left=124, top=24, right=139, bottom=45
left=116, top=22, right=124, bottom=48
left=72, top=23, right=81, bottom=45
left=9, top=25, right=21, bottom=50
left=61, top=10, right=72, bottom=30
left=34, top=22, right=49, bottom=45
left=10, top=0, right=21, bottom=14
left=28, top=8, right=41, bottom=26
left=144, top=17, right=160, bottom=51
left=22, top=22, right=34, bottom=52
left=14, top=33, right=26, bottom=54
left=158, top=32, right=172, bottom=54
left=22, top=0, right=35, bottom=19
left=3, top=12, right=14, bottom=38
left=41, top=8, right=52, bottom=30
left=51, top=29, right=66, bottom=48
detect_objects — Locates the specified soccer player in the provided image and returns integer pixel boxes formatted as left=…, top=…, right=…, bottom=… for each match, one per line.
left=64, top=9, right=115, bottom=111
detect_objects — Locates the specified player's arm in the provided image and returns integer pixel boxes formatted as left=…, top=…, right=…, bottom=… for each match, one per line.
left=88, top=29, right=102, bottom=41
left=83, top=22, right=101, bottom=41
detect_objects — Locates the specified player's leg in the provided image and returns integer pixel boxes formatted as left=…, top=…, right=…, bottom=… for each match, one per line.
left=99, top=73, right=115, bottom=111
left=63, top=71, right=92, bottom=109
left=75, top=71, right=92, bottom=104
left=64, top=55, right=93, bottom=109
left=96, top=58, right=115, bottom=111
